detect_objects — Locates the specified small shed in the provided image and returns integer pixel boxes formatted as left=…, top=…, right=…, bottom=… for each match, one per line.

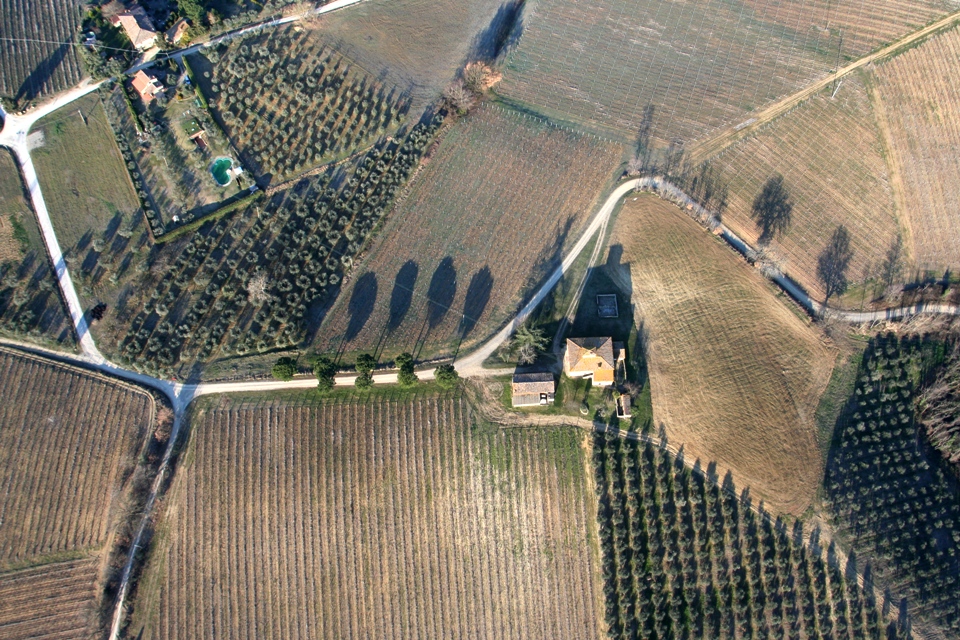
left=617, top=394, right=632, bottom=419
left=511, top=372, right=556, bottom=407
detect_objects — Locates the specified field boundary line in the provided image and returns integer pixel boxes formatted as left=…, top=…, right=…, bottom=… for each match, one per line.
left=686, top=10, right=960, bottom=165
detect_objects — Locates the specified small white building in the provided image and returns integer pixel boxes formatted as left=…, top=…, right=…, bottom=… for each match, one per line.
left=511, top=372, right=556, bottom=407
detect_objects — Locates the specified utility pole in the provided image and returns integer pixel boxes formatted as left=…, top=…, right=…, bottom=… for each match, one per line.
left=832, top=30, right=844, bottom=96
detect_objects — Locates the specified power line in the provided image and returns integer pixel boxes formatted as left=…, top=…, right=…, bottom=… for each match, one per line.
left=0, top=35, right=134, bottom=55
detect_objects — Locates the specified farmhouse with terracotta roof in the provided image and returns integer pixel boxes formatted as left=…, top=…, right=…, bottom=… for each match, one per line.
left=563, top=337, right=624, bottom=387
left=511, top=372, right=556, bottom=407
left=110, top=5, right=157, bottom=50
left=131, top=70, right=163, bottom=103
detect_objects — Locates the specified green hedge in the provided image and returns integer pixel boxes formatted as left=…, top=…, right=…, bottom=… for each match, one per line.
left=155, top=190, right=262, bottom=243
left=181, top=56, right=208, bottom=109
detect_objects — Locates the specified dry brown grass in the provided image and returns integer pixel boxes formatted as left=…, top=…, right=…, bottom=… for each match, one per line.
left=871, top=25, right=960, bottom=273
left=608, top=195, right=836, bottom=516
left=131, top=394, right=603, bottom=639
left=499, top=0, right=951, bottom=143
left=0, top=348, right=155, bottom=637
left=709, top=75, right=901, bottom=298
left=0, top=151, right=28, bottom=264
left=316, top=103, right=625, bottom=361
left=314, top=0, right=506, bottom=112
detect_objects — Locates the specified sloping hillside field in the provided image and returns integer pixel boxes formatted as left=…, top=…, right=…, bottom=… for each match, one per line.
left=131, top=394, right=603, bottom=639
left=499, top=0, right=951, bottom=143
left=316, top=103, right=624, bottom=361
left=607, top=195, right=835, bottom=515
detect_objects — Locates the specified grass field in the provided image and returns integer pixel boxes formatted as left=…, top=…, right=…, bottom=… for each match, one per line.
left=131, top=393, right=603, bottom=639
left=709, top=75, right=900, bottom=299
left=31, top=91, right=141, bottom=252
left=0, top=348, right=155, bottom=638
left=0, top=151, right=74, bottom=346
left=314, top=0, right=505, bottom=112
left=315, top=103, right=625, bottom=362
left=608, top=194, right=836, bottom=516
left=498, top=0, right=951, bottom=144
left=0, top=150, right=31, bottom=264
left=0, top=0, right=86, bottom=107
left=871, top=25, right=960, bottom=274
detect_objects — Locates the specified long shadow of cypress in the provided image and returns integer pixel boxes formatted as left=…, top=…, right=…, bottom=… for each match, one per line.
left=413, top=257, right=456, bottom=359
left=15, top=43, right=69, bottom=105
left=454, top=266, right=494, bottom=359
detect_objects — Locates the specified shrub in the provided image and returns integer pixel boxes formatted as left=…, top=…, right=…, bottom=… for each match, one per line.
left=271, top=356, right=297, bottom=380
left=355, top=371, right=373, bottom=390
left=314, top=356, right=337, bottom=392
left=434, top=364, right=459, bottom=390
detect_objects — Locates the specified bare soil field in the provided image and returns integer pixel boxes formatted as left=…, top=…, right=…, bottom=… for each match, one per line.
left=710, top=75, right=900, bottom=299
left=609, top=195, right=836, bottom=516
left=0, top=348, right=155, bottom=637
left=0, top=557, right=99, bottom=640
left=131, top=393, right=602, bottom=639
left=0, top=0, right=86, bottom=107
left=315, top=103, right=625, bottom=362
left=314, top=0, right=505, bottom=111
left=31, top=92, right=141, bottom=251
left=871, top=25, right=960, bottom=273
left=498, top=0, right=952, bottom=144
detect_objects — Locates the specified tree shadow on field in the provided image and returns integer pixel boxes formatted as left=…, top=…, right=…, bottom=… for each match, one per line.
left=15, top=43, right=69, bottom=106
left=470, top=0, right=526, bottom=62
left=454, top=266, right=494, bottom=358
left=388, top=261, right=418, bottom=333
left=426, top=257, right=457, bottom=329
left=341, top=272, right=378, bottom=357
left=412, top=257, right=457, bottom=359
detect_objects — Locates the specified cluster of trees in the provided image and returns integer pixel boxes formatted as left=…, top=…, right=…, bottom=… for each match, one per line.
left=116, top=114, right=445, bottom=375
left=309, top=351, right=437, bottom=391
left=919, top=343, right=960, bottom=474
left=594, top=431, right=885, bottom=639
left=825, top=333, right=960, bottom=635
left=109, top=103, right=165, bottom=238
left=204, top=32, right=409, bottom=180
left=0, top=258, right=68, bottom=343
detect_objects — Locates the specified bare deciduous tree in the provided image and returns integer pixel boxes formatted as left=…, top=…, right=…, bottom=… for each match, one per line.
left=443, top=80, right=476, bottom=115
left=817, top=225, right=854, bottom=306
left=751, top=174, right=793, bottom=244
left=247, top=270, right=270, bottom=303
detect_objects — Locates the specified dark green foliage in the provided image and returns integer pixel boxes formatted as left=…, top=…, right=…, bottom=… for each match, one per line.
left=826, top=333, right=960, bottom=635
left=434, top=363, right=459, bottom=389
left=354, top=370, right=373, bottom=389
left=593, top=432, right=882, bottom=639
left=355, top=352, right=376, bottom=375
left=271, top=356, right=297, bottom=380
left=313, top=355, right=337, bottom=392
left=751, top=174, right=792, bottom=244
left=396, top=352, right=417, bottom=388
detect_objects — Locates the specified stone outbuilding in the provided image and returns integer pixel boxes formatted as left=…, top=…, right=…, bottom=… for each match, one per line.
left=511, top=372, right=556, bottom=407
